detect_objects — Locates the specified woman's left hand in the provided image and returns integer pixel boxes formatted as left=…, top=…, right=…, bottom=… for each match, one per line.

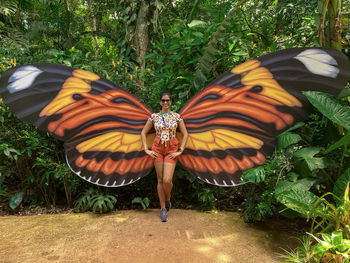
left=167, top=151, right=182, bottom=159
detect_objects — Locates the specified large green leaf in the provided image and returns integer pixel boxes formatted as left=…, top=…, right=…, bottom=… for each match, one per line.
left=304, top=156, right=335, bottom=171
left=324, top=130, right=350, bottom=154
left=333, top=168, right=350, bottom=205
left=283, top=122, right=305, bottom=132
left=275, top=178, right=316, bottom=196
left=277, top=132, right=302, bottom=150
left=293, top=147, right=322, bottom=158
left=339, top=87, right=350, bottom=98
left=242, top=166, right=266, bottom=183
left=277, top=122, right=305, bottom=150
left=187, top=20, right=206, bottom=28
left=293, top=147, right=334, bottom=170
left=303, top=91, right=350, bottom=130
left=276, top=189, right=320, bottom=217
left=9, top=192, right=23, bottom=210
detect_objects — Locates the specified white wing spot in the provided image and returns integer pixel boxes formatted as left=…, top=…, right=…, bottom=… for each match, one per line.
left=213, top=179, right=219, bottom=185
left=294, top=49, right=339, bottom=78
left=7, top=66, right=43, bottom=93
left=95, top=178, right=100, bottom=184
left=87, top=176, right=92, bottom=182
left=230, top=180, right=236, bottom=186
left=105, top=181, right=109, bottom=186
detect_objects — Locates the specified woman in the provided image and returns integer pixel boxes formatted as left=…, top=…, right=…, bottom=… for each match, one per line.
left=141, top=92, right=188, bottom=222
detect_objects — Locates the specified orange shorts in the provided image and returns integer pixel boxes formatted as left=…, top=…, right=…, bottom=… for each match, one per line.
left=151, top=137, right=179, bottom=164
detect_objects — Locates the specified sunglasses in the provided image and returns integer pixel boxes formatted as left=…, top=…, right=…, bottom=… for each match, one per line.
left=161, top=99, right=171, bottom=103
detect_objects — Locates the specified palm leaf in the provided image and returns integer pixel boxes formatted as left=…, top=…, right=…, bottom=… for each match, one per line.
left=0, top=0, right=17, bottom=17
left=192, top=0, right=248, bottom=90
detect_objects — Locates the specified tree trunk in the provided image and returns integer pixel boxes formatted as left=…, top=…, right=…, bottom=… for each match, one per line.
left=319, top=0, right=342, bottom=50
left=63, top=0, right=73, bottom=49
left=329, top=0, right=342, bottom=50
left=86, top=0, right=99, bottom=58
left=133, top=0, right=155, bottom=87
left=319, top=0, right=330, bottom=47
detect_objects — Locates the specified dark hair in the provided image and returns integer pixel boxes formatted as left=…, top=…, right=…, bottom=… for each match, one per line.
left=159, top=92, right=172, bottom=101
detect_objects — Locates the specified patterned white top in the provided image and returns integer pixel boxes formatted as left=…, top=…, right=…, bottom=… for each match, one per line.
left=149, top=111, right=183, bottom=144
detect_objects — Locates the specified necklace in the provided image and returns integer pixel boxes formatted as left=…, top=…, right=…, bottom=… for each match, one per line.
left=161, top=110, right=171, bottom=128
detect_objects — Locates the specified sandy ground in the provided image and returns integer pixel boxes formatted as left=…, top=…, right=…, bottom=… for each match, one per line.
left=0, top=209, right=299, bottom=263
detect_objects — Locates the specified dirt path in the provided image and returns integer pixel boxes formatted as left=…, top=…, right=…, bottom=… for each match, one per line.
left=0, top=209, right=299, bottom=263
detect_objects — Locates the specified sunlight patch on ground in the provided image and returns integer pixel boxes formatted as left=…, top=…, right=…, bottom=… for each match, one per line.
left=218, top=253, right=230, bottom=262
left=114, top=214, right=128, bottom=223
left=197, top=246, right=212, bottom=253
left=205, top=237, right=218, bottom=245
left=115, top=217, right=127, bottom=223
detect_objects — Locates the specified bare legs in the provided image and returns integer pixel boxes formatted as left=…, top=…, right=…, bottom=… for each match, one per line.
left=155, top=161, right=176, bottom=208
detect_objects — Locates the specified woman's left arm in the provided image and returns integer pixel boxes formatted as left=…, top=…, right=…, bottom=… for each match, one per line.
left=168, top=120, right=188, bottom=159
left=177, top=120, right=188, bottom=153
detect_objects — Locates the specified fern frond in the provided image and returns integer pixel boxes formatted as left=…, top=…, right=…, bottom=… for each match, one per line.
left=0, top=0, right=17, bottom=17
left=191, top=0, right=248, bottom=93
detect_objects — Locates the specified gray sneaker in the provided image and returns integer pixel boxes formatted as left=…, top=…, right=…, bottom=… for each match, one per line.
left=165, top=200, right=171, bottom=212
left=160, top=208, right=168, bottom=222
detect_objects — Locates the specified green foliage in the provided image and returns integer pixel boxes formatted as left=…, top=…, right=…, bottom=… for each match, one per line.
left=242, top=187, right=276, bottom=222
left=281, top=232, right=350, bottom=263
left=303, top=91, right=350, bottom=130
left=243, top=166, right=266, bottom=183
left=310, top=231, right=350, bottom=262
left=90, top=194, right=117, bottom=214
left=242, top=89, right=350, bottom=223
left=276, top=188, right=321, bottom=217
left=333, top=168, right=350, bottom=205
left=9, top=192, right=23, bottom=210
left=281, top=179, right=350, bottom=262
left=0, top=171, right=9, bottom=202
left=74, top=188, right=117, bottom=213
left=197, top=187, right=215, bottom=210
left=74, top=188, right=96, bottom=213
left=241, top=150, right=292, bottom=222
left=280, top=236, right=315, bottom=263
left=132, top=197, right=150, bottom=210
left=0, top=143, right=21, bottom=161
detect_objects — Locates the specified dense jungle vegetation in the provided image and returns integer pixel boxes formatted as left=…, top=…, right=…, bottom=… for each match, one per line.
left=0, top=0, right=350, bottom=261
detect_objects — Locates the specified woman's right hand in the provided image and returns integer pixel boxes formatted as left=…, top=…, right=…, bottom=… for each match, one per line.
left=145, top=149, right=158, bottom=158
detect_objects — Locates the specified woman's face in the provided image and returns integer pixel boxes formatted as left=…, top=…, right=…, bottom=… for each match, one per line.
left=160, top=95, right=172, bottom=110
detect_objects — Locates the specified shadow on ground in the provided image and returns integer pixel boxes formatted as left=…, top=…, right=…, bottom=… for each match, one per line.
left=0, top=210, right=299, bottom=263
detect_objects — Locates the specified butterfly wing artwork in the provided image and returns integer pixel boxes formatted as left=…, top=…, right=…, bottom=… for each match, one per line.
left=0, top=48, right=349, bottom=188
left=0, top=63, right=155, bottom=187
left=178, top=48, right=350, bottom=186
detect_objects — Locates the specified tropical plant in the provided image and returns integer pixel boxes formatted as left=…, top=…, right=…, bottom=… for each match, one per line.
left=281, top=231, right=350, bottom=263
left=74, top=188, right=97, bottom=213
left=280, top=180, right=350, bottom=262
left=90, top=194, right=117, bottom=214
left=9, top=192, right=23, bottom=210
left=309, top=230, right=350, bottom=263
left=131, top=197, right=150, bottom=210
left=74, top=188, right=117, bottom=213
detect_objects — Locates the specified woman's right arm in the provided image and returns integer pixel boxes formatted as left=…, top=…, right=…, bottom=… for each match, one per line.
left=141, top=120, right=157, bottom=158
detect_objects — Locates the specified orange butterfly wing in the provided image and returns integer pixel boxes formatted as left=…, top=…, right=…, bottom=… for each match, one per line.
left=178, top=48, right=350, bottom=186
left=0, top=64, right=155, bottom=186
